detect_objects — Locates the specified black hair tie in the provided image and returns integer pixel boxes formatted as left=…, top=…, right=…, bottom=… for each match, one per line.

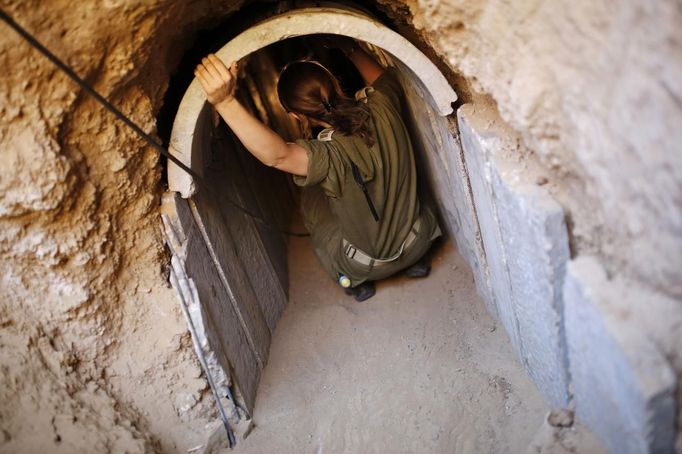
left=322, top=100, right=332, bottom=113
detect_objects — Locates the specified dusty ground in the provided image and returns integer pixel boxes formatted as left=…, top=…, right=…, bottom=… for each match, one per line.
left=208, top=238, right=603, bottom=454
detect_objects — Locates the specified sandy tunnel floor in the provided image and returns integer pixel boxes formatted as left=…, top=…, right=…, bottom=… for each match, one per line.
left=218, top=238, right=603, bottom=454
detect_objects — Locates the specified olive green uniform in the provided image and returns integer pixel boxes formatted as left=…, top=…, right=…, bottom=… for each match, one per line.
left=293, top=69, right=441, bottom=287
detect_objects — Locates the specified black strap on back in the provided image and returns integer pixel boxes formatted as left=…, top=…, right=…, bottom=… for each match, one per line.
left=350, top=161, right=381, bottom=223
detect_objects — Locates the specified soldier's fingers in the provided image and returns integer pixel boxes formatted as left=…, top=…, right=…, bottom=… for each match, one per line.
left=194, top=69, right=211, bottom=91
left=208, top=54, right=232, bottom=80
left=195, top=66, right=210, bottom=84
left=199, top=58, right=217, bottom=81
left=202, top=56, right=224, bottom=82
left=195, top=64, right=212, bottom=83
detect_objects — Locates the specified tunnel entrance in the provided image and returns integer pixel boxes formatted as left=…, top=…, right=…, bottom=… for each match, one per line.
left=160, top=4, right=461, bottom=416
left=157, top=4, right=636, bottom=452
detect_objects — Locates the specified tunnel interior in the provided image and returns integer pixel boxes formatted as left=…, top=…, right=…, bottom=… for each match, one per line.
left=154, top=4, right=677, bottom=452
left=159, top=3, right=465, bottom=416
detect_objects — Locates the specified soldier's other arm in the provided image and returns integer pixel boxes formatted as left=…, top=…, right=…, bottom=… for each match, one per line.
left=341, top=39, right=385, bottom=86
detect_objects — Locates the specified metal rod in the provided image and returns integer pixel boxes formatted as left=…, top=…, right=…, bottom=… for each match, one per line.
left=170, top=266, right=237, bottom=448
left=0, top=8, right=200, bottom=180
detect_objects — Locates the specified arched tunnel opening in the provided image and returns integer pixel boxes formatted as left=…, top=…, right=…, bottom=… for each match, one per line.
left=158, top=3, right=468, bottom=415
left=151, top=3, right=673, bottom=453
left=156, top=3, right=598, bottom=451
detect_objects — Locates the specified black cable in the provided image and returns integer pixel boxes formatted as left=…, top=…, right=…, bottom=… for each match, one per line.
left=223, top=195, right=310, bottom=238
left=0, top=8, right=199, bottom=180
left=0, top=8, right=310, bottom=238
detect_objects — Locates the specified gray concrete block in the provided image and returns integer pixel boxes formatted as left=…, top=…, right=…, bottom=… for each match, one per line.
left=396, top=62, right=495, bottom=316
left=190, top=191, right=271, bottom=368
left=564, top=257, right=676, bottom=454
left=457, top=103, right=571, bottom=407
left=458, top=104, right=516, bottom=347
left=490, top=166, right=571, bottom=408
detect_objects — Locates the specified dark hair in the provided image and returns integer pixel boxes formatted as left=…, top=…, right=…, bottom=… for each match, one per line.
left=277, top=61, right=375, bottom=147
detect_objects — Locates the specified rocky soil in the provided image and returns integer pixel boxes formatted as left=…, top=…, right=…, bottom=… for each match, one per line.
left=0, top=1, right=245, bottom=452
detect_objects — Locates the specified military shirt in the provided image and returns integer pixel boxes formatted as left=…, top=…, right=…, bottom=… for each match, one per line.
left=293, top=69, right=441, bottom=284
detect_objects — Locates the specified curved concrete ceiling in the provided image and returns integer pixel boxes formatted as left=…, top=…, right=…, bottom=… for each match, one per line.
left=169, top=7, right=458, bottom=197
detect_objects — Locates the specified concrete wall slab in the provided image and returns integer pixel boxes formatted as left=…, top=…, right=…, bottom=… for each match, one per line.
left=489, top=162, right=571, bottom=408
left=457, top=103, right=571, bottom=407
left=393, top=60, right=494, bottom=315
left=205, top=126, right=290, bottom=332
left=563, top=257, right=676, bottom=454
left=161, top=199, right=234, bottom=416
left=162, top=193, right=262, bottom=412
left=458, top=105, right=515, bottom=344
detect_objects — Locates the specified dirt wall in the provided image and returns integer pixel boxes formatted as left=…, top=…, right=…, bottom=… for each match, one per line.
left=0, top=1, right=244, bottom=452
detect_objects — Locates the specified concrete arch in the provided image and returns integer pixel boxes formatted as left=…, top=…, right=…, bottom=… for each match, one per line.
left=167, top=6, right=458, bottom=197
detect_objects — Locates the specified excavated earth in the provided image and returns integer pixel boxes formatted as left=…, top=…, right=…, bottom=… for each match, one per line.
left=0, top=0, right=680, bottom=452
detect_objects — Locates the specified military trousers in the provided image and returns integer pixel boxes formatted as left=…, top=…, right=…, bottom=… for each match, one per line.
left=301, top=186, right=441, bottom=288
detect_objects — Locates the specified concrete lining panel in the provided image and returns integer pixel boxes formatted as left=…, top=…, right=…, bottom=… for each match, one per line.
left=458, top=103, right=571, bottom=407
left=394, top=60, right=493, bottom=314
left=489, top=163, right=570, bottom=407
left=564, top=257, right=676, bottom=454
left=204, top=126, right=289, bottom=332
left=189, top=193, right=271, bottom=367
left=458, top=104, right=520, bottom=350
left=162, top=193, right=262, bottom=412
left=161, top=199, right=234, bottom=414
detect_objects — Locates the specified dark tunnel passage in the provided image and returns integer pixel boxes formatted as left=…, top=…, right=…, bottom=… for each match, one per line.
left=158, top=2, right=465, bottom=422
left=153, top=4, right=642, bottom=453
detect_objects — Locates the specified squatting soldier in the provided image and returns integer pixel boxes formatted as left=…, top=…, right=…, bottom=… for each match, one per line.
left=195, top=39, right=441, bottom=301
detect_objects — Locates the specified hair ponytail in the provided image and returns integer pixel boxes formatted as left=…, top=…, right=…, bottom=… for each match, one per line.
left=277, top=61, right=375, bottom=147
left=326, top=97, right=374, bottom=147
